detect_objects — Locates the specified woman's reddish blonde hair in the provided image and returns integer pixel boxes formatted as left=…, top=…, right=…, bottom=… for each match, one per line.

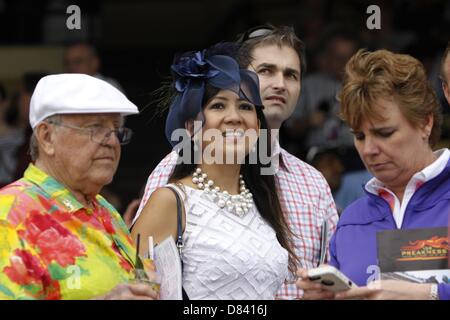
left=338, top=49, right=442, bottom=146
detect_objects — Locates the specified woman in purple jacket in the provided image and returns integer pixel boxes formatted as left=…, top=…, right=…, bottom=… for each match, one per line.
left=297, top=49, right=450, bottom=300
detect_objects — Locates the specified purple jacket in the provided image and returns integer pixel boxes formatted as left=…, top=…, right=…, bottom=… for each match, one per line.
left=330, top=159, right=450, bottom=300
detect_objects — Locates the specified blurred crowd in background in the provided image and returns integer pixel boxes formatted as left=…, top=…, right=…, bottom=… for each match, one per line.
left=0, top=0, right=449, bottom=216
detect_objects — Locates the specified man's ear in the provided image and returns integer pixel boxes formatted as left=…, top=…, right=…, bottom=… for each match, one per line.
left=35, top=122, right=56, bottom=157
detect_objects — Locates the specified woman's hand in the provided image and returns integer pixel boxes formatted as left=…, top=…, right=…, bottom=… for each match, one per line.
left=295, top=268, right=336, bottom=300
left=94, top=283, right=159, bottom=300
left=335, top=280, right=432, bottom=300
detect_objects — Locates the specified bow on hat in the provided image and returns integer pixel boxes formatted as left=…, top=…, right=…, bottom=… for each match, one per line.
left=165, top=48, right=262, bottom=147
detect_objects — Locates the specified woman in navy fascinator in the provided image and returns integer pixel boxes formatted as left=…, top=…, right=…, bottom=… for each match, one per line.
left=132, top=42, right=297, bottom=300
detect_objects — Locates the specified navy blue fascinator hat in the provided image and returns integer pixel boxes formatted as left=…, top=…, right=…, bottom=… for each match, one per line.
left=165, top=43, right=263, bottom=147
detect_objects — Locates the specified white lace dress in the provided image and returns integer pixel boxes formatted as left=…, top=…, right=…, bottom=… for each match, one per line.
left=168, top=184, right=289, bottom=300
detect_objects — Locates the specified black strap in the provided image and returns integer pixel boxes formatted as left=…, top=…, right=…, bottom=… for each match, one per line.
left=166, top=186, right=184, bottom=254
left=166, top=185, right=189, bottom=300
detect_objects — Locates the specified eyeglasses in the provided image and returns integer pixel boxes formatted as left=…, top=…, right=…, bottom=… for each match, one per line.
left=48, top=121, right=133, bottom=145
left=237, top=25, right=274, bottom=43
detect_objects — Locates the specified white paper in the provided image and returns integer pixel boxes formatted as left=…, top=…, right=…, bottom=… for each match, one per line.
left=154, top=236, right=183, bottom=300
left=148, top=236, right=154, bottom=260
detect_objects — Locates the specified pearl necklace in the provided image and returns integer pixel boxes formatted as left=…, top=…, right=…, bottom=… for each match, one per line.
left=192, top=167, right=253, bottom=217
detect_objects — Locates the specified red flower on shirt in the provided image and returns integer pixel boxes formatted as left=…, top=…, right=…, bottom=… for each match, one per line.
left=4, top=249, right=61, bottom=299
left=110, top=241, right=134, bottom=272
left=19, top=210, right=87, bottom=267
left=97, top=207, right=116, bottom=234
left=74, top=210, right=103, bottom=229
left=72, top=205, right=116, bottom=234
left=4, top=249, right=48, bottom=286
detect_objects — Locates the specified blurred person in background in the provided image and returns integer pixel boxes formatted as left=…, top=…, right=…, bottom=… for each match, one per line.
left=11, top=72, right=48, bottom=181
left=64, top=42, right=124, bottom=93
left=0, top=83, right=24, bottom=187
left=285, top=29, right=359, bottom=158
left=307, top=146, right=371, bottom=214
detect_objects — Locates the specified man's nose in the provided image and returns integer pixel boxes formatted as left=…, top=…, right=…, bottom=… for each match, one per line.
left=272, top=72, right=286, bottom=91
left=102, top=130, right=120, bottom=146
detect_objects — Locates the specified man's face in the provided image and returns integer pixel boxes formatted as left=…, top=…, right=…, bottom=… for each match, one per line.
left=50, top=113, right=122, bottom=192
left=442, top=55, right=450, bottom=105
left=64, top=45, right=98, bottom=75
left=248, top=44, right=301, bottom=129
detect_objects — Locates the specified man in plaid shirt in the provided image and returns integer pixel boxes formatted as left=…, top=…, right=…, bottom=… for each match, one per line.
left=133, top=25, right=338, bottom=300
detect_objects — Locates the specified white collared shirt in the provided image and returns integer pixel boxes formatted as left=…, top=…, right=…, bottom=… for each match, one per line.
left=365, top=148, right=450, bottom=228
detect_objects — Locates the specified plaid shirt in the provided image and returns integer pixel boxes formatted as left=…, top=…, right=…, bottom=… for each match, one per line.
left=135, top=142, right=338, bottom=300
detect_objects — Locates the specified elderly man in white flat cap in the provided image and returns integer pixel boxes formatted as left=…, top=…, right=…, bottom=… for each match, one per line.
left=0, top=74, right=157, bottom=300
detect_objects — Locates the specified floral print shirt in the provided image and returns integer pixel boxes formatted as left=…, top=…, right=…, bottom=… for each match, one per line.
left=0, top=164, right=137, bottom=300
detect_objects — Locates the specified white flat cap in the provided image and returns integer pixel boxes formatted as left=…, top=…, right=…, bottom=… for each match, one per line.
left=30, top=73, right=139, bottom=129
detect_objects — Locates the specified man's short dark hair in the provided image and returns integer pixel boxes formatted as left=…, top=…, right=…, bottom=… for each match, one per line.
left=237, top=25, right=306, bottom=79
